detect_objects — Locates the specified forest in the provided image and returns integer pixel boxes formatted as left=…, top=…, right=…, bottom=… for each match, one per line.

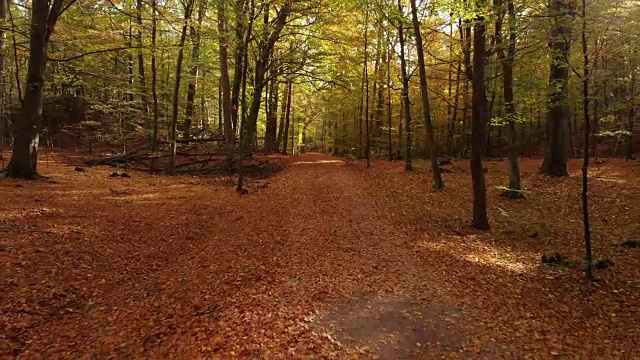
left=1, top=0, right=639, bottom=358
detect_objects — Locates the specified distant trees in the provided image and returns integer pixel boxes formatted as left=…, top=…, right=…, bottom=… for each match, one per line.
left=0, top=0, right=637, bottom=189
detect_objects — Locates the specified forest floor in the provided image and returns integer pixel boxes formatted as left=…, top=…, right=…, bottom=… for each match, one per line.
left=2, top=152, right=639, bottom=359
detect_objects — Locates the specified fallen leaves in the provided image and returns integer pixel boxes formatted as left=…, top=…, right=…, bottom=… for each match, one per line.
left=1, top=154, right=638, bottom=358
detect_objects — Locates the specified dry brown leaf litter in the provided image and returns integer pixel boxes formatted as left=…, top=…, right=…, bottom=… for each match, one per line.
left=1, top=153, right=638, bottom=359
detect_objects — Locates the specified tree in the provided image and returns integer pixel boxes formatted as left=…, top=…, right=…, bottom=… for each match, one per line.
left=496, top=0, right=523, bottom=198
left=218, top=0, right=235, bottom=158
left=6, top=0, right=76, bottom=178
left=182, top=0, right=206, bottom=139
left=0, top=0, right=7, bottom=143
left=396, top=0, right=412, bottom=171
left=363, top=1, right=371, bottom=167
left=410, top=0, right=443, bottom=189
left=541, top=0, right=574, bottom=177
left=168, top=0, right=195, bottom=172
left=245, top=1, right=294, bottom=154
left=580, top=0, right=593, bottom=280
left=470, top=0, right=490, bottom=230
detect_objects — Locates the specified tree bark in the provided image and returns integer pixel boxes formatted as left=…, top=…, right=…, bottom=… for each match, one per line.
left=470, top=1, right=490, bottom=230
left=410, top=0, right=443, bottom=189
left=541, top=0, right=573, bottom=176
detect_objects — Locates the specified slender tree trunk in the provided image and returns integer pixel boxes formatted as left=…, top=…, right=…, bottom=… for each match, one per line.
left=410, top=0, right=443, bottom=188
left=448, top=63, right=461, bottom=155
left=387, top=33, right=393, bottom=161
left=397, top=1, right=412, bottom=171
left=182, top=0, right=205, bottom=139
left=265, top=76, right=279, bottom=153
left=150, top=0, right=159, bottom=172
left=237, top=0, right=255, bottom=193
left=363, top=2, right=371, bottom=166
left=470, top=2, right=490, bottom=230
left=168, top=0, right=194, bottom=172
left=282, top=80, right=293, bottom=154
left=217, top=0, right=235, bottom=159
left=230, top=0, right=246, bottom=135
left=461, top=18, right=472, bottom=156
left=626, top=71, right=636, bottom=160
left=0, top=0, right=7, bottom=148
left=276, top=79, right=289, bottom=150
left=136, top=0, right=148, bottom=115
left=541, top=0, right=573, bottom=176
left=357, top=14, right=368, bottom=160
left=580, top=0, right=593, bottom=280
left=496, top=0, right=523, bottom=198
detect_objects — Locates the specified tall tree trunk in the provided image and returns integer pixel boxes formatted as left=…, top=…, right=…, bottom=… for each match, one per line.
left=374, top=30, right=384, bottom=142
left=182, top=0, right=205, bottom=139
left=245, top=2, right=293, bottom=154
left=410, top=0, right=443, bottom=189
left=387, top=32, right=393, bottom=161
left=7, top=0, right=68, bottom=178
left=0, top=0, right=7, bottom=146
left=169, top=0, right=195, bottom=171
left=136, top=0, right=148, bottom=115
left=541, top=0, right=574, bottom=176
left=217, top=0, right=235, bottom=158
left=237, top=0, right=255, bottom=193
left=230, top=0, right=246, bottom=135
left=282, top=80, right=293, bottom=155
left=470, top=1, right=490, bottom=230
left=363, top=2, right=371, bottom=167
left=150, top=0, right=159, bottom=172
left=461, top=18, right=472, bottom=156
left=397, top=0, right=412, bottom=171
left=496, top=0, right=523, bottom=198
left=580, top=0, right=593, bottom=280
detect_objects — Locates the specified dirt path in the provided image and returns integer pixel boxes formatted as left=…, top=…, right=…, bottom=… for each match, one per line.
left=3, top=153, right=639, bottom=358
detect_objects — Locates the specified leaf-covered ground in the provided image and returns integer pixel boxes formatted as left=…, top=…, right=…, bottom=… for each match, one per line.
left=2, top=153, right=639, bottom=358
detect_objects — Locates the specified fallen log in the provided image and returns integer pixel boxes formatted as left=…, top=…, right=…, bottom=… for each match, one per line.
left=86, top=147, right=149, bottom=166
